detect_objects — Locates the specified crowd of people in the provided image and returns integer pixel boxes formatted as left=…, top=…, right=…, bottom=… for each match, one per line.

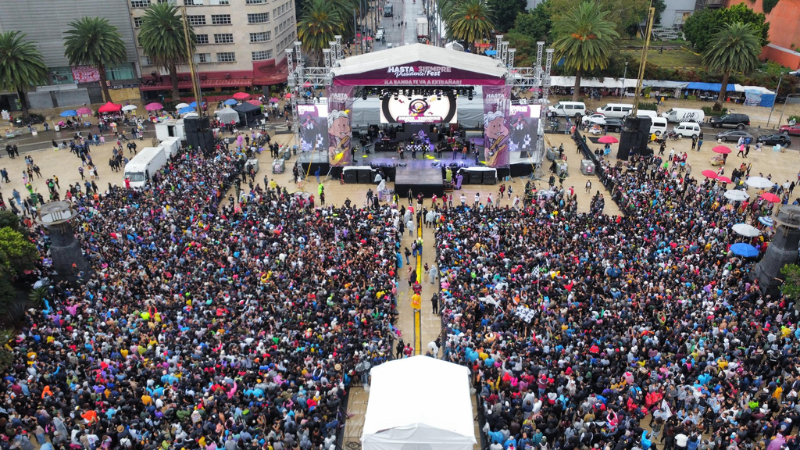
left=435, top=145, right=799, bottom=450
left=2, top=145, right=399, bottom=450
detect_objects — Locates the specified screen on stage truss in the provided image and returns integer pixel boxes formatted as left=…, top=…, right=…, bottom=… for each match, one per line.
left=380, top=93, right=458, bottom=124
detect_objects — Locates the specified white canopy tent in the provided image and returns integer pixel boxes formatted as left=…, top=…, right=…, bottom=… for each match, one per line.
left=361, top=356, right=476, bottom=450
left=214, top=108, right=239, bottom=123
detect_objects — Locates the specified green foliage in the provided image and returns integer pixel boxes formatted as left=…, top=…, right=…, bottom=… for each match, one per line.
left=0, top=31, right=49, bottom=117
left=0, top=329, right=14, bottom=372
left=28, top=285, right=48, bottom=309
left=138, top=3, right=194, bottom=102
left=546, top=0, right=650, bottom=37
left=63, top=17, right=127, bottom=102
left=780, top=265, right=800, bottom=311
left=489, top=0, right=526, bottom=33
left=703, top=22, right=762, bottom=109
left=0, top=211, right=21, bottom=232
left=789, top=116, right=800, bottom=124
left=511, top=2, right=551, bottom=41
left=684, top=4, right=769, bottom=53
left=653, top=0, right=666, bottom=27
left=762, top=0, right=779, bottom=14
left=702, top=106, right=728, bottom=117
left=298, top=0, right=343, bottom=64
left=0, top=228, right=37, bottom=276
left=638, top=102, right=658, bottom=111
left=447, top=0, right=495, bottom=44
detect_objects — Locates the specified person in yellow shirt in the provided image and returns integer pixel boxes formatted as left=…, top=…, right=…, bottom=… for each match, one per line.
left=411, top=292, right=421, bottom=311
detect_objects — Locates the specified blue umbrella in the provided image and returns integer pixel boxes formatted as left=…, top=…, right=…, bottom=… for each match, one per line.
left=223, top=99, right=238, bottom=106
left=759, top=216, right=774, bottom=227
left=485, top=50, right=497, bottom=56
left=178, top=106, right=195, bottom=114
left=189, top=101, right=206, bottom=108
left=60, top=110, right=77, bottom=117
left=730, top=243, right=758, bottom=258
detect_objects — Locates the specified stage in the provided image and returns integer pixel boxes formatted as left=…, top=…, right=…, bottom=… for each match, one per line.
left=295, top=148, right=538, bottom=195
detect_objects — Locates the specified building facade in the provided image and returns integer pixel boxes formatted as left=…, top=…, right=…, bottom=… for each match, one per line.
left=131, top=0, right=294, bottom=99
left=659, top=0, right=698, bottom=28
left=726, top=0, right=800, bottom=69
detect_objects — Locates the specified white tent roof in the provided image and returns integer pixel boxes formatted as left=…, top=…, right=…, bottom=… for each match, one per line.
left=362, top=356, right=476, bottom=450
left=214, top=108, right=238, bottom=123
left=550, top=76, right=638, bottom=89
left=330, top=43, right=508, bottom=79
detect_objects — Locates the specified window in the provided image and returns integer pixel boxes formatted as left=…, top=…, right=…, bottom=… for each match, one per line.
left=252, top=50, right=273, bottom=61
left=131, top=0, right=149, bottom=8
left=217, top=52, right=236, bottom=62
left=133, top=17, right=144, bottom=28
left=50, top=66, right=75, bottom=85
left=187, top=15, right=206, bottom=25
left=196, top=53, right=211, bottom=63
left=185, top=0, right=203, bottom=5
left=195, top=34, right=209, bottom=44
left=209, top=0, right=229, bottom=4
left=246, top=0, right=265, bottom=3
left=141, top=56, right=152, bottom=66
left=250, top=31, right=271, bottom=43
left=105, top=63, right=136, bottom=81
left=247, top=13, right=269, bottom=24
left=211, top=14, right=231, bottom=25
left=214, top=33, right=233, bottom=44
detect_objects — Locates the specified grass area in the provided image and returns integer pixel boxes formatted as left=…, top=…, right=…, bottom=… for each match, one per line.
left=621, top=48, right=703, bottom=69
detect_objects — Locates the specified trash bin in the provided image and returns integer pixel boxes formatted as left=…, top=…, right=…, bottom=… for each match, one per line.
left=555, top=161, right=569, bottom=177
left=546, top=147, right=557, bottom=161
left=245, top=159, right=259, bottom=174
left=580, top=160, right=595, bottom=175
left=272, top=159, right=285, bottom=174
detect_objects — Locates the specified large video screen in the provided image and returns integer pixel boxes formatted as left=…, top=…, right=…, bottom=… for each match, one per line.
left=380, top=93, right=457, bottom=124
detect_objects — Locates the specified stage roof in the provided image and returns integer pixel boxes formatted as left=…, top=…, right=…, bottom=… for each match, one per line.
left=330, top=44, right=508, bottom=86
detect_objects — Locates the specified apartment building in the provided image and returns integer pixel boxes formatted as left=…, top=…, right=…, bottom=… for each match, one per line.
left=131, top=0, right=295, bottom=98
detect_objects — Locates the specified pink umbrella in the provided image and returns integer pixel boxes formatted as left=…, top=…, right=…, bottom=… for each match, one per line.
left=247, top=100, right=262, bottom=106
left=303, top=81, right=312, bottom=88
left=761, top=192, right=781, bottom=203
left=716, top=176, right=732, bottom=184
left=598, top=136, right=619, bottom=144
left=145, top=102, right=164, bottom=111
left=284, top=93, right=292, bottom=99
left=701, top=170, right=718, bottom=179
left=269, top=97, right=280, bottom=103
left=712, top=145, right=731, bottom=154
left=232, top=92, right=250, bottom=100
left=76, top=107, right=92, bottom=115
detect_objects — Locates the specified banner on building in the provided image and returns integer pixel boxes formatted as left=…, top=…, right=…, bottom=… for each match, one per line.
left=482, top=86, right=511, bottom=168
left=71, top=66, right=101, bottom=83
left=297, top=104, right=328, bottom=153
left=326, top=86, right=354, bottom=167
left=508, top=104, right=541, bottom=155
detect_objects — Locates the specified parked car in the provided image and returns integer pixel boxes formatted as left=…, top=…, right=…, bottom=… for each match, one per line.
left=757, top=134, right=792, bottom=146
left=603, top=118, right=624, bottom=132
left=581, top=113, right=606, bottom=126
left=779, top=123, right=800, bottom=136
left=709, top=113, right=750, bottom=129
left=716, top=130, right=753, bottom=142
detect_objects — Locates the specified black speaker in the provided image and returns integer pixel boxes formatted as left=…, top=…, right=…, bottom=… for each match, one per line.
left=358, top=169, right=371, bottom=184
left=616, top=117, right=652, bottom=160
left=184, top=116, right=210, bottom=133
left=482, top=172, right=496, bottom=185
left=186, top=130, right=215, bottom=153
left=343, top=170, right=357, bottom=184
left=469, top=171, right=482, bottom=184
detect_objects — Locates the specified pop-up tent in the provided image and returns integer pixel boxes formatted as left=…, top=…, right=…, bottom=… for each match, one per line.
left=361, top=356, right=476, bottom=450
left=214, top=108, right=239, bottom=124
left=233, top=102, right=263, bottom=126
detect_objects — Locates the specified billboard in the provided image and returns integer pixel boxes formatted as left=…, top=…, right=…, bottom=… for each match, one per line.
left=482, top=86, right=511, bottom=168
left=327, top=86, right=354, bottom=167
left=508, top=104, right=541, bottom=154
left=379, top=92, right=457, bottom=124
left=297, top=104, right=328, bottom=153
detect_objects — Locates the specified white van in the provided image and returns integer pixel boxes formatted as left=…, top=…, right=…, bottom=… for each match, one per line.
left=672, top=122, right=701, bottom=139
left=635, top=110, right=658, bottom=120
left=124, top=146, right=168, bottom=188
left=649, top=117, right=668, bottom=136
left=596, top=103, right=634, bottom=119
left=662, top=108, right=704, bottom=123
left=548, top=101, right=586, bottom=119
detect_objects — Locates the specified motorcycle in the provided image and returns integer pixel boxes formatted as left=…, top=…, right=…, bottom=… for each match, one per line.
left=667, top=131, right=681, bottom=141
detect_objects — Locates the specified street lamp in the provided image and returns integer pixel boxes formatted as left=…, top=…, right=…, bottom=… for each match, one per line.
left=767, top=74, right=783, bottom=128
left=620, top=61, right=628, bottom=100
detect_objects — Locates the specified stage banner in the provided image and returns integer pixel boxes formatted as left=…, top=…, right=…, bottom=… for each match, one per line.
left=508, top=104, right=541, bottom=154
left=482, top=86, right=511, bottom=168
left=327, top=86, right=354, bottom=167
left=297, top=104, right=328, bottom=153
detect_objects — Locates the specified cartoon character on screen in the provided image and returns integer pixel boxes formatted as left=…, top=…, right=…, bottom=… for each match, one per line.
left=328, top=109, right=351, bottom=166
left=484, top=110, right=509, bottom=167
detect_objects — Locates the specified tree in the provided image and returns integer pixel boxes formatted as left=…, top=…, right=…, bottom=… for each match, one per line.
left=0, top=228, right=37, bottom=276
left=488, top=0, right=525, bottom=33
left=703, top=22, right=761, bottom=110
left=448, top=0, right=495, bottom=46
left=546, top=0, right=649, bottom=37
left=0, top=31, right=49, bottom=118
left=780, top=264, right=800, bottom=313
left=138, top=3, right=194, bottom=102
left=0, top=211, right=21, bottom=232
left=298, top=0, right=342, bottom=65
left=511, top=1, right=552, bottom=42
left=552, top=2, right=619, bottom=102
left=63, top=17, right=128, bottom=103
left=684, top=3, right=769, bottom=53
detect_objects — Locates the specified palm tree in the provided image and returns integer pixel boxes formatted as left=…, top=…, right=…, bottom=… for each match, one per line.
left=298, top=0, right=342, bottom=64
left=63, top=17, right=127, bottom=103
left=703, top=22, right=761, bottom=111
left=447, top=0, right=494, bottom=46
left=0, top=31, right=49, bottom=118
left=551, top=2, right=619, bottom=102
left=138, top=3, right=194, bottom=102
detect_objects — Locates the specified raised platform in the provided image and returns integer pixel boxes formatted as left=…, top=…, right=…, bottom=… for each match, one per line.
left=395, top=167, right=445, bottom=198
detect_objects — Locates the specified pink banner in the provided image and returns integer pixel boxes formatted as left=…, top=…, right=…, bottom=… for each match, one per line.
left=326, top=85, right=354, bottom=167
left=483, top=86, right=511, bottom=168
left=71, top=66, right=100, bottom=83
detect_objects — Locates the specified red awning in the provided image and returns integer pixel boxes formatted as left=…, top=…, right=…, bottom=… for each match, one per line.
left=98, top=101, right=122, bottom=113
left=139, top=78, right=253, bottom=92
left=253, top=58, right=288, bottom=86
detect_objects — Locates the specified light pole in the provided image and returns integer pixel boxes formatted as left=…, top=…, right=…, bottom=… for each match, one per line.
left=767, top=74, right=783, bottom=128
left=778, top=93, right=800, bottom=129
left=620, top=61, right=628, bottom=100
